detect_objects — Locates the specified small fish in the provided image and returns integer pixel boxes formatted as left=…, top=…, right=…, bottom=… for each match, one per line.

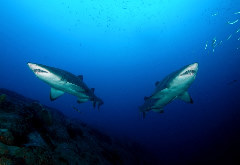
left=211, top=38, right=217, bottom=53
left=204, top=41, right=208, bottom=50
left=212, top=37, right=217, bottom=47
left=73, top=106, right=82, bottom=113
left=236, top=28, right=240, bottom=33
left=219, top=40, right=223, bottom=46
left=238, top=37, right=240, bottom=41
left=211, top=13, right=218, bottom=16
left=228, top=19, right=239, bottom=24
left=234, top=11, right=240, bottom=14
left=227, top=34, right=232, bottom=40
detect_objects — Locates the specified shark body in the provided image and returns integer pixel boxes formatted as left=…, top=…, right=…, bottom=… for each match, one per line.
left=139, top=63, right=198, bottom=117
left=27, top=63, right=103, bottom=109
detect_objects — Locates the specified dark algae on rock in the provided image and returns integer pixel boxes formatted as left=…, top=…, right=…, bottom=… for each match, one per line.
left=0, top=88, right=156, bottom=165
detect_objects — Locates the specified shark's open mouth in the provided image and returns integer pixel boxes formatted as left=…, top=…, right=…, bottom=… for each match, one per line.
left=181, top=70, right=196, bottom=76
left=33, top=69, right=48, bottom=74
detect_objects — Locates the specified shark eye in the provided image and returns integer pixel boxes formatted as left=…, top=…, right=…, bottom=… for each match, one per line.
left=33, top=69, right=48, bottom=73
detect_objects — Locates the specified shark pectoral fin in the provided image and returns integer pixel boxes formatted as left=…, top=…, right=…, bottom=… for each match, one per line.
left=50, top=88, right=64, bottom=101
left=178, top=91, right=193, bottom=104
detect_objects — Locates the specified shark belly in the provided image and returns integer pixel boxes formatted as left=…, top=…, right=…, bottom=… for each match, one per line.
left=152, top=89, right=176, bottom=109
left=46, top=79, right=89, bottom=99
left=152, top=86, right=186, bottom=109
left=63, top=82, right=90, bottom=99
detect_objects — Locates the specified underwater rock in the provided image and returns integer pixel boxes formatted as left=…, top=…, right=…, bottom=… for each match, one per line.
left=0, top=128, right=14, bottom=145
left=0, top=94, right=6, bottom=103
left=0, top=88, right=155, bottom=165
left=24, top=131, right=47, bottom=148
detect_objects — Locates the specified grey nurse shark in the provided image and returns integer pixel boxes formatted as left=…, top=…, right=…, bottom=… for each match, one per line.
left=139, top=63, right=198, bottom=117
left=27, top=63, right=103, bottom=109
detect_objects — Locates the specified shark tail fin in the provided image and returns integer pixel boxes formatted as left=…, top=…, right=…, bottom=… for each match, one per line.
left=92, top=97, right=104, bottom=110
left=97, top=99, right=104, bottom=110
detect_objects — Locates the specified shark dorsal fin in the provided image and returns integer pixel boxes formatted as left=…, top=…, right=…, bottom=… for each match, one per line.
left=178, top=91, right=193, bottom=104
left=155, top=81, right=160, bottom=86
left=50, top=88, right=64, bottom=101
left=78, top=75, right=83, bottom=81
left=91, top=88, right=95, bottom=93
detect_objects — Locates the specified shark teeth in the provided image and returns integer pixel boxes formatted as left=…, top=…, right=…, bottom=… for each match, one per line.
left=33, top=69, right=48, bottom=73
left=181, top=70, right=196, bottom=76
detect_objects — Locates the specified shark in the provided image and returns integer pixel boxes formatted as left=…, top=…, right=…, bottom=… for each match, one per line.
left=139, top=63, right=198, bottom=118
left=27, top=62, right=104, bottom=109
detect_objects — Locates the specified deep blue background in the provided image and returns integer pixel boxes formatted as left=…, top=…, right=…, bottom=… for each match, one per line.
left=1, top=0, right=240, bottom=164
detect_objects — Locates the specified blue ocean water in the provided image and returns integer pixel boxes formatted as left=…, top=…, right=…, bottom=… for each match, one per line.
left=1, top=0, right=240, bottom=164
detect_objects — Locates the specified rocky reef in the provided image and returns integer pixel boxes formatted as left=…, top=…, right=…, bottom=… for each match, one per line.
left=0, top=88, right=155, bottom=165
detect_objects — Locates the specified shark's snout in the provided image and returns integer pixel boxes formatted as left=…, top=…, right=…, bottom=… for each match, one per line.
left=27, top=62, right=37, bottom=71
left=179, top=63, right=198, bottom=77
left=27, top=62, right=49, bottom=74
left=189, top=63, right=198, bottom=71
left=187, top=63, right=198, bottom=72
left=186, top=63, right=198, bottom=73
